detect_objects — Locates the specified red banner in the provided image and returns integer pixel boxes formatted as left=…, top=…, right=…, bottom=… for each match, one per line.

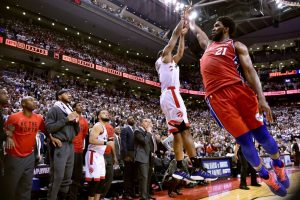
left=62, top=55, right=94, bottom=69
left=5, top=39, right=17, bottom=47
left=189, top=90, right=205, bottom=96
left=54, top=52, right=60, bottom=59
left=123, top=73, right=145, bottom=83
left=145, top=80, right=160, bottom=87
left=5, top=39, right=48, bottom=56
left=73, top=0, right=81, bottom=5
left=95, top=65, right=122, bottom=76
left=0, top=36, right=3, bottom=44
left=26, top=44, right=48, bottom=56
left=286, top=89, right=300, bottom=94
left=180, top=89, right=189, bottom=94
left=269, top=70, right=297, bottom=77
left=264, top=91, right=286, bottom=96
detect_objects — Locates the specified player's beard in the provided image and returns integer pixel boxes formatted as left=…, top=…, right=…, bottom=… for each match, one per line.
left=211, top=31, right=223, bottom=42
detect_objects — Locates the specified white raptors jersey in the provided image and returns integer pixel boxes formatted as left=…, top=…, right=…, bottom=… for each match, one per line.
left=87, top=122, right=107, bottom=154
left=155, top=57, right=180, bottom=91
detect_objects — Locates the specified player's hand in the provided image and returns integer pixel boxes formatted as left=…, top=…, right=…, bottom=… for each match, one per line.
left=5, top=137, right=15, bottom=149
left=234, top=155, right=238, bottom=162
left=124, top=156, right=132, bottom=162
left=258, top=98, right=273, bottom=123
left=50, top=134, right=62, bottom=147
left=114, top=156, right=119, bottom=165
left=67, top=112, right=79, bottom=122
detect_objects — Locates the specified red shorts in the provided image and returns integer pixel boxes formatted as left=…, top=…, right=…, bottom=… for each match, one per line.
left=206, top=83, right=263, bottom=138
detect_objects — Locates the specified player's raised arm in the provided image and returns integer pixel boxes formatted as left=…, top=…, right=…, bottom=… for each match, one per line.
left=161, top=20, right=183, bottom=63
left=173, top=26, right=188, bottom=64
left=189, top=18, right=210, bottom=50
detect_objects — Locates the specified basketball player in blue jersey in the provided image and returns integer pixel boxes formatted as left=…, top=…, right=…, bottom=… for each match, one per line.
left=156, top=17, right=217, bottom=182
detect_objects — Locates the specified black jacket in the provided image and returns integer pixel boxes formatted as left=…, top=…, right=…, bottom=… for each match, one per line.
left=134, top=127, right=152, bottom=164
left=45, top=106, right=80, bottom=142
left=121, top=125, right=135, bottom=159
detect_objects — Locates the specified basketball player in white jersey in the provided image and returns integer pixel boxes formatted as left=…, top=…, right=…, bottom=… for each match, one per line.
left=155, top=17, right=217, bottom=182
left=85, top=110, right=113, bottom=200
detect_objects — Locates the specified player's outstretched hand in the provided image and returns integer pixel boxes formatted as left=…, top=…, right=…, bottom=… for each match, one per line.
left=258, top=99, right=273, bottom=123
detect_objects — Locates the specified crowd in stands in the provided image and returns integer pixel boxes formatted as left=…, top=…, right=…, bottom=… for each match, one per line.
left=89, top=0, right=167, bottom=39
left=1, top=66, right=300, bottom=159
left=1, top=14, right=299, bottom=92
left=250, top=44, right=300, bottom=65
left=1, top=64, right=300, bottom=198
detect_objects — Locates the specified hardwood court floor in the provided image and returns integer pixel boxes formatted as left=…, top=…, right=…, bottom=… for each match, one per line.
left=154, top=167, right=300, bottom=200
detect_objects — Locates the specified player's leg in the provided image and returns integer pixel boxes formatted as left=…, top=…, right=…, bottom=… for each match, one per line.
left=236, top=132, right=286, bottom=196
left=238, top=84, right=289, bottom=189
left=252, top=125, right=289, bottom=188
left=180, top=127, right=218, bottom=181
left=171, top=132, right=193, bottom=181
left=175, top=91, right=217, bottom=181
left=208, top=85, right=287, bottom=196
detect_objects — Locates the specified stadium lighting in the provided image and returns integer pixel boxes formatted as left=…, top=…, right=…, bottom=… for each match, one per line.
left=38, top=17, right=41, bottom=21
left=175, top=3, right=180, bottom=11
left=277, top=3, right=283, bottom=8
left=23, top=12, right=26, bottom=15
left=41, top=62, right=45, bottom=65
left=88, top=36, right=91, bottom=39
left=6, top=6, right=10, bottom=10
left=189, top=11, right=198, bottom=20
left=126, top=51, right=129, bottom=53
left=137, top=53, right=139, bottom=55
left=179, top=3, right=185, bottom=9
left=52, top=23, right=55, bottom=26
left=99, top=40, right=101, bottom=43
left=65, top=27, right=68, bottom=31
left=108, top=44, right=111, bottom=47
left=77, top=32, right=80, bottom=35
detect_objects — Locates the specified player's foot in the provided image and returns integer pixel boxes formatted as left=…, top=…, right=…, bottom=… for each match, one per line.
left=190, top=170, right=218, bottom=181
left=172, top=170, right=195, bottom=183
left=262, top=173, right=287, bottom=197
left=273, top=164, right=290, bottom=189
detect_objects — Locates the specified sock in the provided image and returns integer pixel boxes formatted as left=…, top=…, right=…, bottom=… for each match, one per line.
left=190, top=157, right=201, bottom=168
left=273, top=158, right=284, bottom=168
left=177, top=160, right=184, bottom=170
left=258, top=166, right=269, bottom=180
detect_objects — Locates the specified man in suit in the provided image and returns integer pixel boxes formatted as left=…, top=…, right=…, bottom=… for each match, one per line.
left=234, top=143, right=261, bottom=190
left=121, top=116, right=136, bottom=199
left=134, top=118, right=156, bottom=200
left=114, top=126, right=122, bottom=164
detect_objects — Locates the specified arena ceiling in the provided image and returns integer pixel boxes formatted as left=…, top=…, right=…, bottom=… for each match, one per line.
left=6, top=0, right=300, bottom=61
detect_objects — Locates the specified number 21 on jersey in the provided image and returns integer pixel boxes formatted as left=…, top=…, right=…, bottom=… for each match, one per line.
left=215, top=47, right=227, bottom=55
